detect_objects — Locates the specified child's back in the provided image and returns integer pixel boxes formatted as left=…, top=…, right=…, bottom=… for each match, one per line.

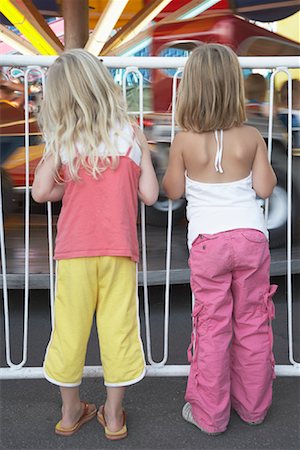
left=55, top=123, right=142, bottom=262
left=175, top=125, right=273, bottom=248
left=182, top=125, right=256, bottom=183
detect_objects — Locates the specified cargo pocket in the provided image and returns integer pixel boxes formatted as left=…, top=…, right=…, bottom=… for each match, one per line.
left=187, top=302, right=208, bottom=364
left=262, top=284, right=278, bottom=379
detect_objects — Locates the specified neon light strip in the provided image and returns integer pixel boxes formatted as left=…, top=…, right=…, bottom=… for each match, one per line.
left=180, top=0, right=221, bottom=20
left=0, top=0, right=59, bottom=55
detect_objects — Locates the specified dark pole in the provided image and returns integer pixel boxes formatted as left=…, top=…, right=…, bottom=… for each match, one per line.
left=63, top=0, right=89, bottom=49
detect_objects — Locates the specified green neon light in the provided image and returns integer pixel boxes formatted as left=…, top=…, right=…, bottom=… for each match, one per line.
left=180, top=0, right=222, bottom=20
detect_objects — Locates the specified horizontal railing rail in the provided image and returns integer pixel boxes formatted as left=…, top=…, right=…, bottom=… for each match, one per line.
left=1, top=55, right=300, bottom=68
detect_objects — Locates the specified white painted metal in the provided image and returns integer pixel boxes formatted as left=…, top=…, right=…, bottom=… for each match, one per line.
left=171, top=68, right=183, bottom=141
left=0, top=364, right=299, bottom=380
left=1, top=67, right=46, bottom=370
left=0, top=56, right=299, bottom=380
left=47, top=203, right=55, bottom=328
left=122, top=66, right=173, bottom=367
left=267, top=68, right=299, bottom=368
left=1, top=55, right=300, bottom=69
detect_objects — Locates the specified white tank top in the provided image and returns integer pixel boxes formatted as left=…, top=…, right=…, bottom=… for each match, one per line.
left=185, top=130, right=268, bottom=249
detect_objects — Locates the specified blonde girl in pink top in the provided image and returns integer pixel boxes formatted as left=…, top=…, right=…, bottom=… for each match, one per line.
left=32, top=49, right=158, bottom=440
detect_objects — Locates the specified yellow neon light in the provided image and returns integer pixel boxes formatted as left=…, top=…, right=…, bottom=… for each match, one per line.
left=0, top=0, right=59, bottom=55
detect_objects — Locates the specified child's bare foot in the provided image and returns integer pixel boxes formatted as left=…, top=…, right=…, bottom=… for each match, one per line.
left=97, top=405, right=127, bottom=440
left=103, top=403, right=124, bottom=432
left=60, top=401, right=82, bottom=429
left=59, top=402, right=96, bottom=429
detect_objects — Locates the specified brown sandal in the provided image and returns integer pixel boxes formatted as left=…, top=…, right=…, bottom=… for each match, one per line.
left=55, top=401, right=97, bottom=436
left=97, top=405, right=127, bottom=440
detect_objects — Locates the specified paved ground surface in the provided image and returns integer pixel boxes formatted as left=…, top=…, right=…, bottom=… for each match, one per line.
left=1, top=377, right=299, bottom=450
left=1, top=277, right=299, bottom=450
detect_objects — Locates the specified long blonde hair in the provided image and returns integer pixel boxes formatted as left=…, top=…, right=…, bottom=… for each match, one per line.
left=176, top=44, right=246, bottom=133
left=39, top=49, right=132, bottom=180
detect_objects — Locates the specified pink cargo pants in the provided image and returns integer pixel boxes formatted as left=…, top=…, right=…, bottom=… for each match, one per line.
left=185, top=228, right=277, bottom=434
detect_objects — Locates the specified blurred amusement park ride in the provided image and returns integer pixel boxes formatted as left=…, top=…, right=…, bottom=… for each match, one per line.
left=0, top=0, right=300, bottom=248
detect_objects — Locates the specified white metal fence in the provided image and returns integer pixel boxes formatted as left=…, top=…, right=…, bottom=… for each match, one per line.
left=0, top=55, right=299, bottom=379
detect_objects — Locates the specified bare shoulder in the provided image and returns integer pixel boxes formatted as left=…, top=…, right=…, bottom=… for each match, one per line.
left=239, top=124, right=263, bottom=142
left=174, top=130, right=190, bottom=141
left=173, top=130, right=194, bottom=147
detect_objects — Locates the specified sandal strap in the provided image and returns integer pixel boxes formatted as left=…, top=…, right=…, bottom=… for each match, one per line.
left=81, top=401, right=89, bottom=415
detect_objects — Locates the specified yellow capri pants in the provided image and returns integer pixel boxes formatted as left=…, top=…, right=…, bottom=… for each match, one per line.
left=44, top=256, right=145, bottom=387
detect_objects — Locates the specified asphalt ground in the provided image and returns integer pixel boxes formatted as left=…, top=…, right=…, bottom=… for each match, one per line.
left=0, top=277, right=299, bottom=450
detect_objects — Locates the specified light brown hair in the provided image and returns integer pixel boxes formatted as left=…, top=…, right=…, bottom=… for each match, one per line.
left=279, top=79, right=300, bottom=109
left=176, top=44, right=246, bottom=132
left=244, top=73, right=267, bottom=103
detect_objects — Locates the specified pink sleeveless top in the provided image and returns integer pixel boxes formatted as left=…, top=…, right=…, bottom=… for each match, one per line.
left=54, top=127, right=141, bottom=262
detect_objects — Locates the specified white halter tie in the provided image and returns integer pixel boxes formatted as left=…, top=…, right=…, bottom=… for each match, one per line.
left=214, top=129, right=224, bottom=174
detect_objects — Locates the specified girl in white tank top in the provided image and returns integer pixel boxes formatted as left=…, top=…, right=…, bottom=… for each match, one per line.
left=163, top=44, right=277, bottom=436
left=185, top=129, right=268, bottom=249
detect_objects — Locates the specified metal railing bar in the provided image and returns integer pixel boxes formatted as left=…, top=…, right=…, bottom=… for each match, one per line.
left=0, top=364, right=299, bottom=380
left=1, top=55, right=300, bottom=69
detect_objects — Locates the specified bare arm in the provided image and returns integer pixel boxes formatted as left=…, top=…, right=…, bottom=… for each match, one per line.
left=252, top=130, right=277, bottom=199
left=134, top=126, right=159, bottom=206
left=162, top=133, right=185, bottom=200
left=32, top=154, right=65, bottom=203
